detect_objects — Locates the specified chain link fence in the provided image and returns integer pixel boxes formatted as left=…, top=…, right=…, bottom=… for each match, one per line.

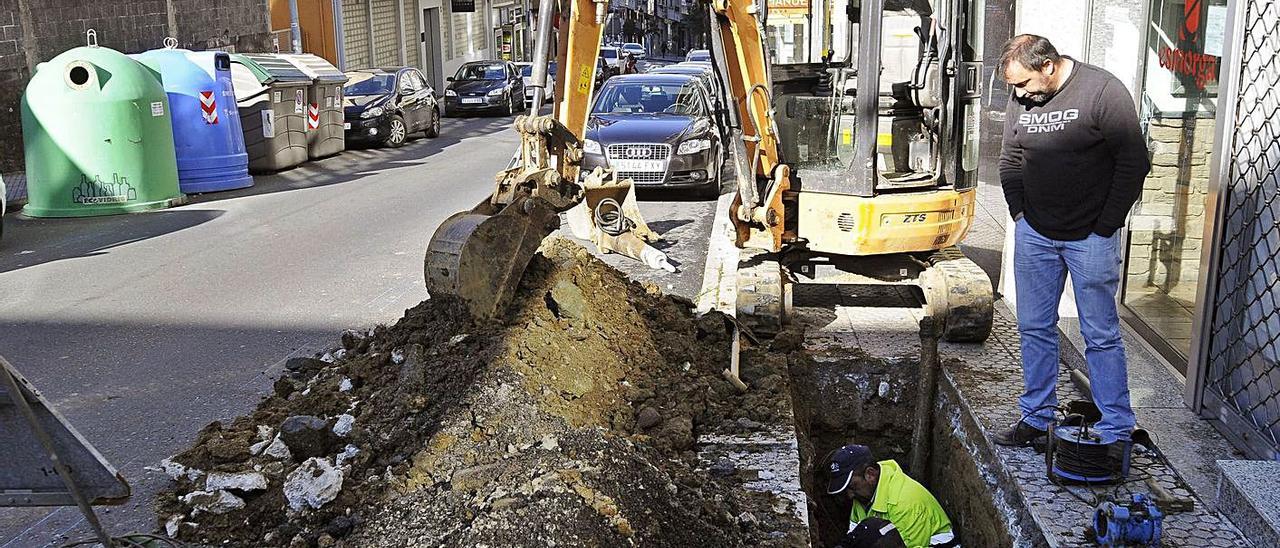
left=1203, top=0, right=1280, bottom=458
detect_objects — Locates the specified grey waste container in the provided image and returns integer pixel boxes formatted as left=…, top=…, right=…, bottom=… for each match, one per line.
left=279, top=54, right=348, bottom=159
left=229, top=54, right=310, bottom=173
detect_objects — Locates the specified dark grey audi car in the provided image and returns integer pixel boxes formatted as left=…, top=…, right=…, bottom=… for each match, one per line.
left=580, top=74, right=723, bottom=198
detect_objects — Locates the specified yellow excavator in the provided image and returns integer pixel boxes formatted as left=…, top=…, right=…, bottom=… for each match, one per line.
left=425, top=0, right=993, bottom=343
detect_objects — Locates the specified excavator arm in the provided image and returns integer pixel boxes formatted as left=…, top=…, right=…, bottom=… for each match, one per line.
left=706, top=0, right=790, bottom=253
left=424, top=0, right=669, bottom=320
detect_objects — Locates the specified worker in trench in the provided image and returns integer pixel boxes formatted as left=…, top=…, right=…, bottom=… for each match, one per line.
left=826, top=444, right=958, bottom=548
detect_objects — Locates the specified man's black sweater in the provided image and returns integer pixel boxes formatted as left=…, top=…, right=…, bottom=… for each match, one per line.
left=999, top=59, right=1151, bottom=240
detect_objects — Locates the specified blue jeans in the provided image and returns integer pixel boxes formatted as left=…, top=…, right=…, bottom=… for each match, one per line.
left=1013, top=218, right=1135, bottom=440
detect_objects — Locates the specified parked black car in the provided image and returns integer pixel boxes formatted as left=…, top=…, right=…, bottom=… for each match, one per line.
left=342, top=67, right=440, bottom=147
left=581, top=74, right=724, bottom=198
left=444, top=61, right=526, bottom=116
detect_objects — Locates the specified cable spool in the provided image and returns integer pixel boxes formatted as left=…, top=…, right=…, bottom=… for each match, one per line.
left=1046, top=423, right=1130, bottom=484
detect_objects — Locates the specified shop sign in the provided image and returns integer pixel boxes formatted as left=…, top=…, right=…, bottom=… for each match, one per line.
left=768, top=0, right=809, bottom=15
left=1155, top=0, right=1225, bottom=92
left=1157, top=47, right=1218, bottom=91
left=452, top=0, right=475, bottom=12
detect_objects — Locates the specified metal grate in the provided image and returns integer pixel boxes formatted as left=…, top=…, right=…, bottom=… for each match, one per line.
left=837, top=212, right=856, bottom=232
left=1204, top=1, right=1280, bottom=457
left=606, top=143, right=672, bottom=160
left=616, top=171, right=667, bottom=184
left=608, top=143, right=671, bottom=184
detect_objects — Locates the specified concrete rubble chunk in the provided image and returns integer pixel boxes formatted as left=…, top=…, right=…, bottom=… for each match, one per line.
left=265, top=434, right=293, bottom=460
left=165, top=514, right=183, bottom=537
left=205, top=471, right=268, bottom=492
left=161, top=458, right=202, bottom=482
left=336, top=444, right=360, bottom=467
left=391, top=348, right=406, bottom=364
left=181, top=490, right=245, bottom=515
left=339, top=377, right=353, bottom=392
left=284, top=458, right=344, bottom=511
left=333, top=414, right=356, bottom=437
left=250, top=439, right=271, bottom=456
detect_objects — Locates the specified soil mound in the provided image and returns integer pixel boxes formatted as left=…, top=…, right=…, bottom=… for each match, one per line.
left=157, top=239, right=806, bottom=547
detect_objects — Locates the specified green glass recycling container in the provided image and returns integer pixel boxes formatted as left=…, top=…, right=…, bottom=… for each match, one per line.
left=21, top=44, right=183, bottom=217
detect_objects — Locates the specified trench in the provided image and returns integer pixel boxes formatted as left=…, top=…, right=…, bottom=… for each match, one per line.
left=787, top=349, right=1015, bottom=547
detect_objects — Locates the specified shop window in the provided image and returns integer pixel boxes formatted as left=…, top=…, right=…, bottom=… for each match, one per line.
left=1122, top=0, right=1227, bottom=370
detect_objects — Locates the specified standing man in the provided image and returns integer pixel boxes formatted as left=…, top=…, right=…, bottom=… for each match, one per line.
left=993, top=34, right=1150, bottom=448
left=826, top=444, right=957, bottom=547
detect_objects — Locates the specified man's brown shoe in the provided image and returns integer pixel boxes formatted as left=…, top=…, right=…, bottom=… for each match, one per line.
left=993, top=421, right=1048, bottom=447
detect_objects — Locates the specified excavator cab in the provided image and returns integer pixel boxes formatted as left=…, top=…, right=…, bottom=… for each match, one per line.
left=771, top=0, right=982, bottom=183
left=711, top=0, right=994, bottom=341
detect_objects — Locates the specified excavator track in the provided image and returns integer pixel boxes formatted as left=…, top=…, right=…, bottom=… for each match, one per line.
left=733, top=246, right=992, bottom=343
left=921, top=246, right=994, bottom=343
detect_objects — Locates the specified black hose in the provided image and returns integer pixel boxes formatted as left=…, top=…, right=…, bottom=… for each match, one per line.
left=593, top=197, right=635, bottom=237
left=1053, top=431, right=1116, bottom=479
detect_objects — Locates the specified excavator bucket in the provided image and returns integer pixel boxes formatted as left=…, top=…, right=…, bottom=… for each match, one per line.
left=425, top=196, right=560, bottom=320
left=566, top=168, right=675, bottom=272
left=565, top=167, right=658, bottom=244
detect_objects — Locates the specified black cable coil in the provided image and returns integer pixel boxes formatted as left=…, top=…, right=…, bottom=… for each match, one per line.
left=593, top=197, right=635, bottom=237
left=1053, top=428, right=1118, bottom=480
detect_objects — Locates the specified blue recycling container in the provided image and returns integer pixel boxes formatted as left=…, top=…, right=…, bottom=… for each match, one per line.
left=133, top=48, right=252, bottom=193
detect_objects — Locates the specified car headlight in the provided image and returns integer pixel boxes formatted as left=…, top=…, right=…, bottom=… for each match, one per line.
left=487, top=88, right=505, bottom=96
left=677, top=139, right=711, bottom=155
left=445, top=89, right=457, bottom=96
left=583, top=139, right=602, bottom=154
left=360, top=106, right=385, bottom=119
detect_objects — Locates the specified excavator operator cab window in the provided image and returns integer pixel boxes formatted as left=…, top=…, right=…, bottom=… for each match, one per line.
left=771, top=0, right=963, bottom=194
left=769, top=1, right=925, bottom=163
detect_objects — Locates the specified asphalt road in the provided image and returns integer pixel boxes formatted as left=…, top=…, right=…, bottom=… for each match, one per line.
left=0, top=109, right=720, bottom=545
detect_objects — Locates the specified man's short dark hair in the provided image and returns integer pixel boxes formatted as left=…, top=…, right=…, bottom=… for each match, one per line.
left=999, top=34, right=1062, bottom=74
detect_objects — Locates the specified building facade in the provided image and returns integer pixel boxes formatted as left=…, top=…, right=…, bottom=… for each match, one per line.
left=298, top=0, right=496, bottom=91
left=607, top=0, right=696, bottom=56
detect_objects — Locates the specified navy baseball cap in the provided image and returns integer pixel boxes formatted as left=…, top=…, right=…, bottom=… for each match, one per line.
left=826, top=444, right=875, bottom=494
left=846, top=516, right=906, bottom=547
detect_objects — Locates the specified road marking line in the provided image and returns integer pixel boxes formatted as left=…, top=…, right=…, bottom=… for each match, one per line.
left=695, top=192, right=739, bottom=315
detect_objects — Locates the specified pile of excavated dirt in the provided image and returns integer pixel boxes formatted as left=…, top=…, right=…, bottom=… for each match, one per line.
left=157, top=239, right=807, bottom=547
